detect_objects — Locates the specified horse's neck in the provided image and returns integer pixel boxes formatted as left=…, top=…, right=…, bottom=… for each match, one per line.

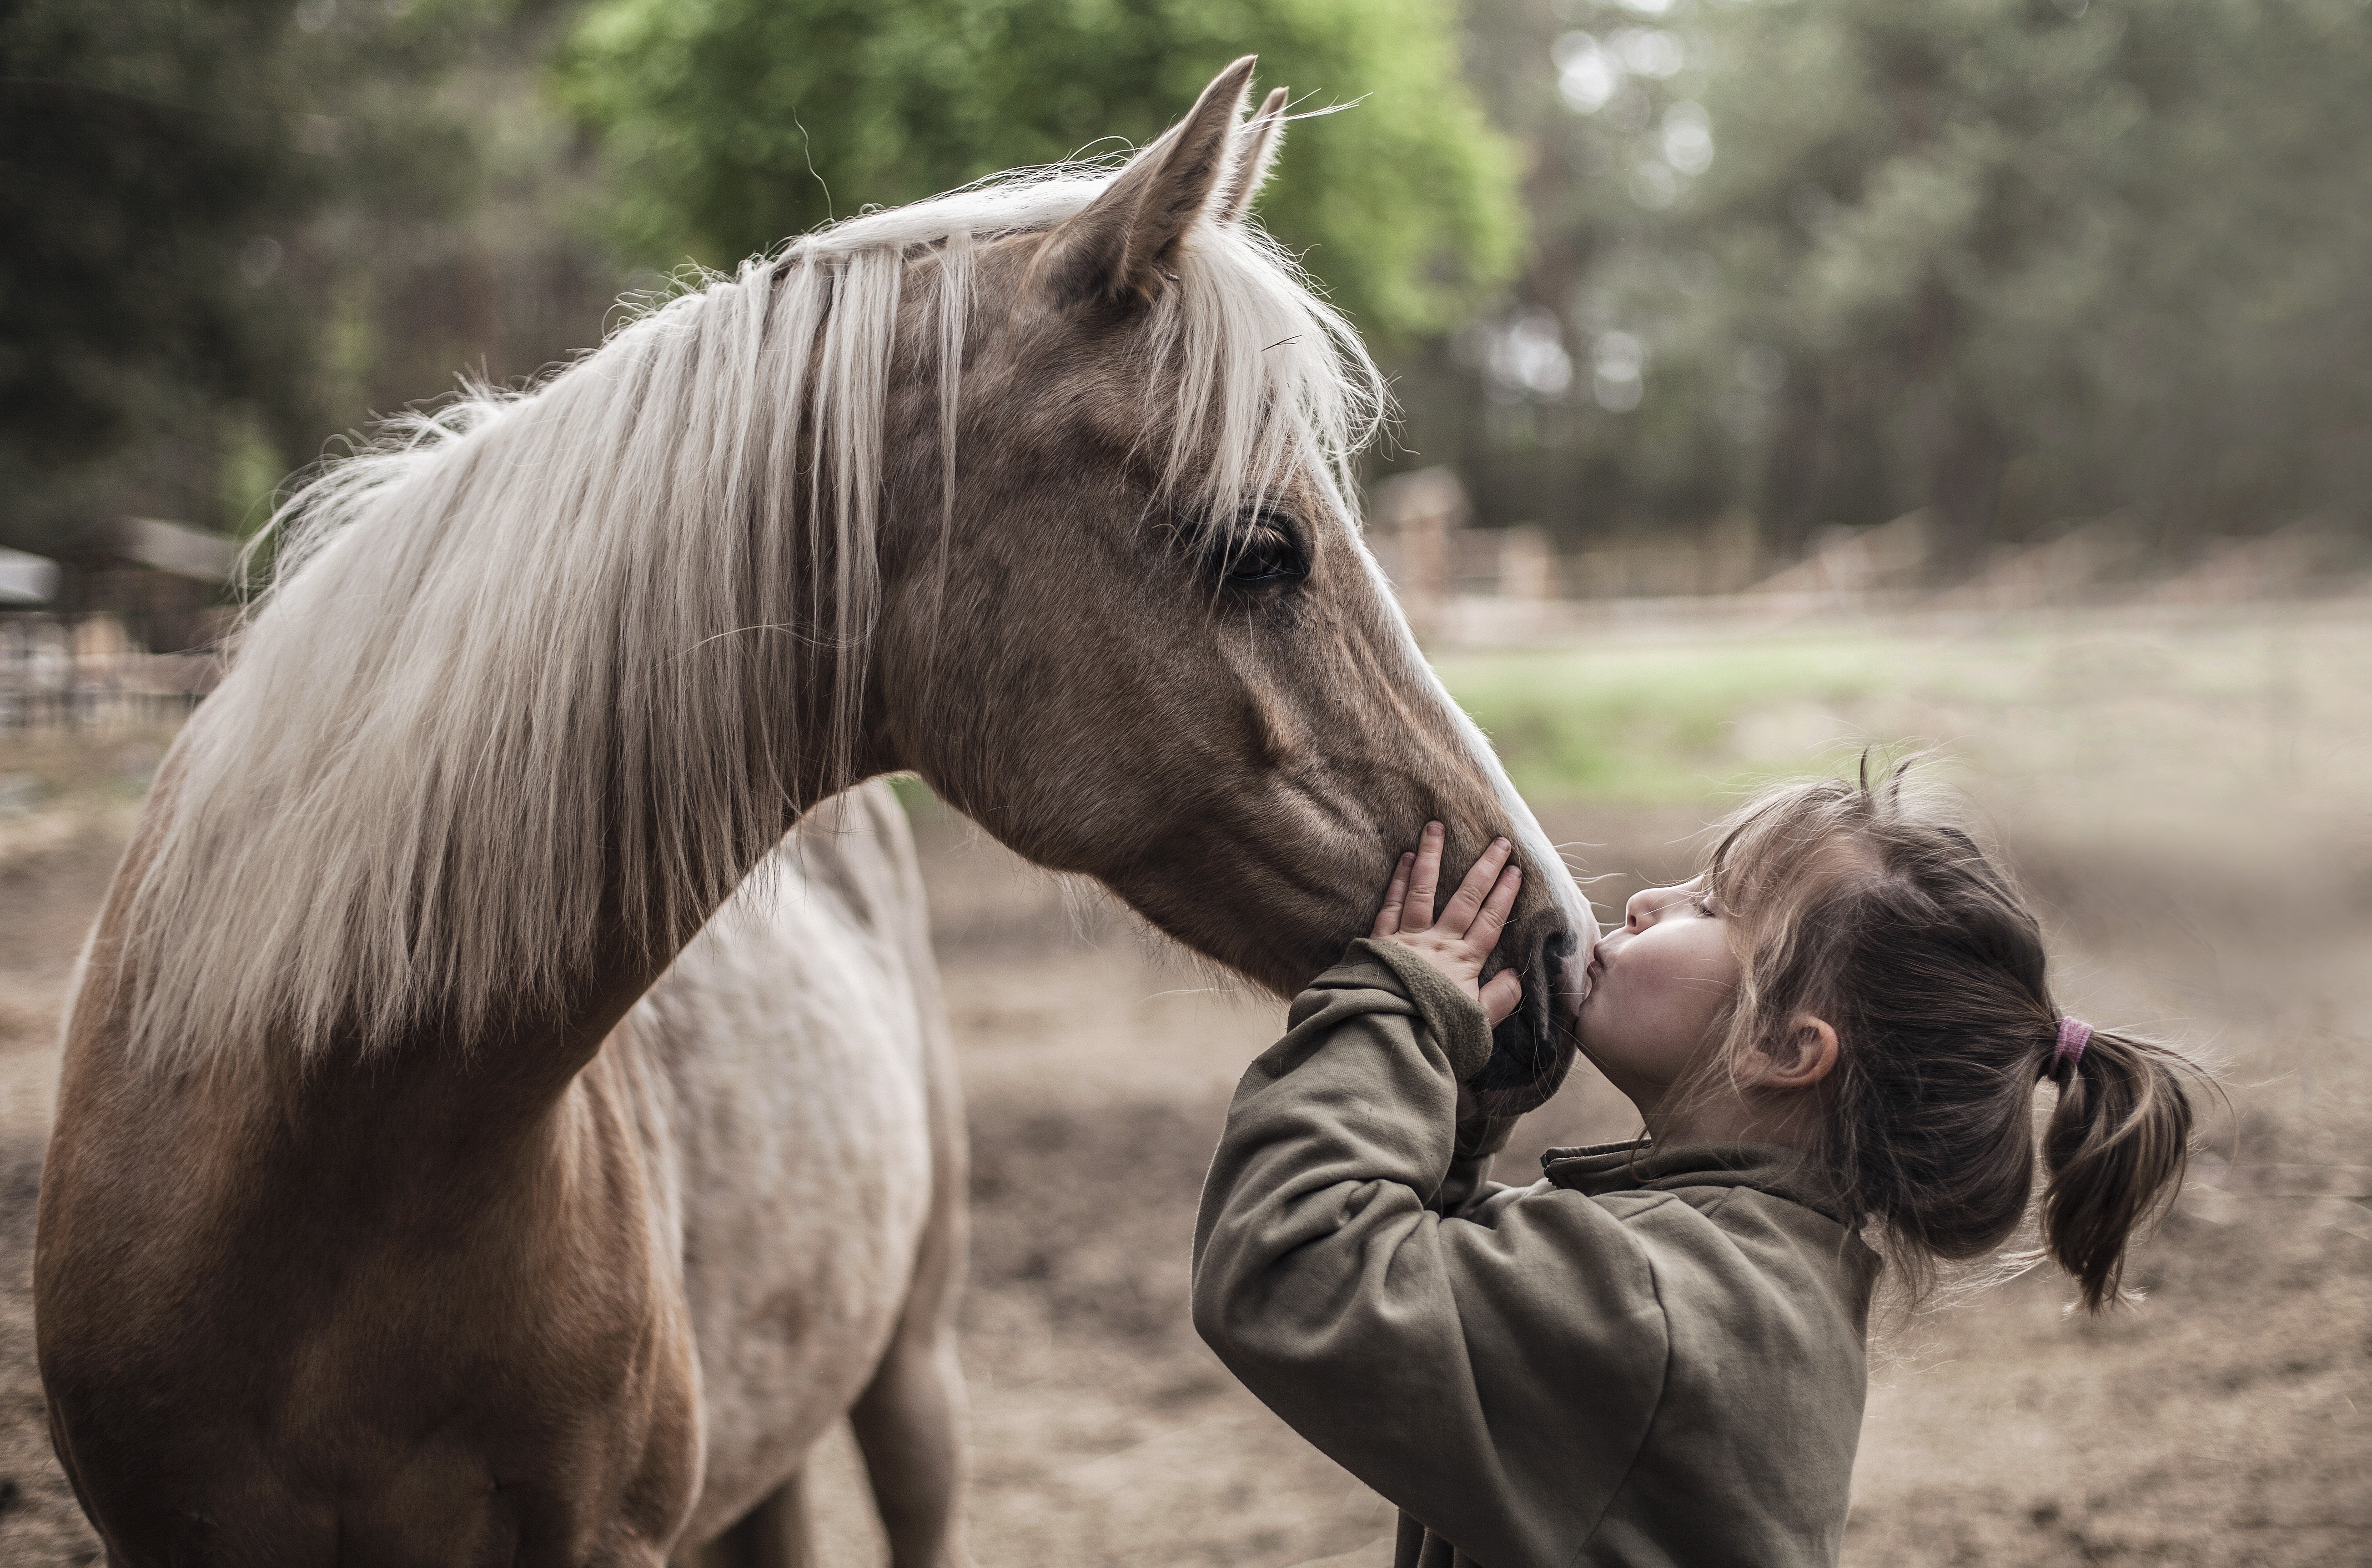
left=121, top=403, right=903, bottom=1110
left=97, top=768, right=695, bottom=1131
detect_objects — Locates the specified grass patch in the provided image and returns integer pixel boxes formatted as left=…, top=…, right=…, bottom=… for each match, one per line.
left=885, top=771, right=941, bottom=818
left=1436, top=631, right=1949, bottom=804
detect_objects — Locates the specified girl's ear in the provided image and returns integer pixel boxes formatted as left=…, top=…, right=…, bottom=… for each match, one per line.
left=1752, top=1013, right=1839, bottom=1091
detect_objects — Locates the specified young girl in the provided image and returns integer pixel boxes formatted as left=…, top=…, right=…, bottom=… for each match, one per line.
left=1192, top=770, right=2198, bottom=1568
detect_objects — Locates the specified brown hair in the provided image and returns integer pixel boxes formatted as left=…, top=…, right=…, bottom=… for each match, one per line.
left=1687, top=762, right=2200, bottom=1312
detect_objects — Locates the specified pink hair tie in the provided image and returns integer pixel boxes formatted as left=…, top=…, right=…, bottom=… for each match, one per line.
left=2052, top=1016, right=2094, bottom=1075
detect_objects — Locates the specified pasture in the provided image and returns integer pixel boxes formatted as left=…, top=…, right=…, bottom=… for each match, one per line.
left=3, top=595, right=2366, bottom=1565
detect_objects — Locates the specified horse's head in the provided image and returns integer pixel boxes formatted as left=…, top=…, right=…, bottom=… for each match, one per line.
left=869, top=59, right=1597, bottom=1092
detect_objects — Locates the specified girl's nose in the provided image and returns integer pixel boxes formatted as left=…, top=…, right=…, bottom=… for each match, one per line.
left=1624, top=883, right=1689, bottom=932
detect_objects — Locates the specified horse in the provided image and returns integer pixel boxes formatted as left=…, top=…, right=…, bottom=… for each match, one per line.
left=35, top=58, right=1598, bottom=1567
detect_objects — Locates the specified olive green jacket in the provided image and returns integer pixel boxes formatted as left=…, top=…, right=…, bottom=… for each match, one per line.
left=1191, top=940, right=1879, bottom=1568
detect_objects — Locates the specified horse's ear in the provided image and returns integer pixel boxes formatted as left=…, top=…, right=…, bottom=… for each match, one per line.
left=1216, top=87, right=1289, bottom=225
left=1035, top=55, right=1258, bottom=307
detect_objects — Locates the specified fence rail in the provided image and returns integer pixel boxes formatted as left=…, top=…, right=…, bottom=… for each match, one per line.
left=0, top=613, right=216, bottom=732
left=1366, top=471, right=2372, bottom=648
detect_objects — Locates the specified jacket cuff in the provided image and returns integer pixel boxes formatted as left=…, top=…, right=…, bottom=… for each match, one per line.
left=1342, top=937, right=1497, bottom=1081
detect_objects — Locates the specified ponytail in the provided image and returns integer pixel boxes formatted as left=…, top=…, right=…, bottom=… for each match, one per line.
left=2039, top=1023, right=2196, bottom=1313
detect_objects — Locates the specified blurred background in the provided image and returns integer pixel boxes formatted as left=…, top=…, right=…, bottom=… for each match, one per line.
left=6, top=0, right=2371, bottom=592
left=1, top=1, right=2367, bottom=1563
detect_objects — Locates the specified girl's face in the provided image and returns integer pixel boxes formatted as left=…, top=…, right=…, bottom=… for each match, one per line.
left=1576, top=877, right=1741, bottom=1114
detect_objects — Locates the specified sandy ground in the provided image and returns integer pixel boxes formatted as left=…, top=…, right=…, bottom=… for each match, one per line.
left=1, top=602, right=2367, bottom=1564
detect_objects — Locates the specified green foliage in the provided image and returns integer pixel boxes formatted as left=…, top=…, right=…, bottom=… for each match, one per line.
left=1423, top=0, right=2372, bottom=556
left=554, top=0, right=1525, bottom=340
left=18, top=0, right=2368, bottom=568
left=0, top=0, right=626, bottom=551
left=0, top=0, right=310, bottom=492
left=217, top=411, right=286, bottom=539
left=885, top=771, right=946, bottom=820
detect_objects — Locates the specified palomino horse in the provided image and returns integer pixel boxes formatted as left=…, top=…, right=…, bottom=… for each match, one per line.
left=37, top=58, right=1597, bottom=1566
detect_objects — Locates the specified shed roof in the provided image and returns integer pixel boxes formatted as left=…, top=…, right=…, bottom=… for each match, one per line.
left=58, top=516, right=238, bottom=584
left=0, top=547, right=60, bottom=605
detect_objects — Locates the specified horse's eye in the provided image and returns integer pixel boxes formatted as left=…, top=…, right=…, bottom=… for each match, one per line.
left=1219, top=521, right=1308, bottom=588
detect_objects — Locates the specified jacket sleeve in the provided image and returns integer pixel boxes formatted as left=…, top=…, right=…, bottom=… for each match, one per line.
left=1191, top=940, right=1670, bottom=1568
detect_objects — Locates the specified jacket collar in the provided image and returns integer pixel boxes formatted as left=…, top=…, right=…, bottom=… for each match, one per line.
left=1539, top=1139, right=1850, bottom=1225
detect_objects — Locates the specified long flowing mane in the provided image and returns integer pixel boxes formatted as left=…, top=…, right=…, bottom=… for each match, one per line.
left=112, top=146, right=1385, bottom=1073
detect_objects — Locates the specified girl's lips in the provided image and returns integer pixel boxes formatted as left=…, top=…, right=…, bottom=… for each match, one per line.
left=1558, top=944, right=1597, bottom=1012
left=1575, top=949, right=1603, bottom=1004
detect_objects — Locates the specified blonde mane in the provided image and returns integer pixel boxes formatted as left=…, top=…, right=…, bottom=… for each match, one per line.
left=113, top=141, right=1385, bottom=1073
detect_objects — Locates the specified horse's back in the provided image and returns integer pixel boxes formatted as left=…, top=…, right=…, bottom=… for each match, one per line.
left=633, top=779, right=959, bottom=1541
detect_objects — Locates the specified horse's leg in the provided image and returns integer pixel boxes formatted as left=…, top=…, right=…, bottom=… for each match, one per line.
left=850, top=1317, right=967, bottom=1568
left=849, top=999, right=972, bottom=1568
left=688, top=1473, right=812, bottom=1568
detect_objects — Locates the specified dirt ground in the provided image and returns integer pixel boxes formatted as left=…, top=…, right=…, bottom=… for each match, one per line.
left=1, top=601, right=2367, bottom=1565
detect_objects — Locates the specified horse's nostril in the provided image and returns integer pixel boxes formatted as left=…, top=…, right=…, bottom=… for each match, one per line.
left=1506, top=921, right=1574, bottom=987
left=1473, top=922, right=1583, bottom=1121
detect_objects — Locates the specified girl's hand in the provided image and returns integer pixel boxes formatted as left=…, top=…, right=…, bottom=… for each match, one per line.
left=1372, top=822, right=1524, bottom=1027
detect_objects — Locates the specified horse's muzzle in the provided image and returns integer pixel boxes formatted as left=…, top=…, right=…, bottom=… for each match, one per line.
left=1470, top=920, right=1581, bottom=1122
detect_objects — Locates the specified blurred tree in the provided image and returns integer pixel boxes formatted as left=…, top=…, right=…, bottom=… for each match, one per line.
left=553, top=0, right=1525, bottom=341
left=1425, top=0, right=2372, bottom=562
left=18, top=0, right=2367, bottom=570
left=0, top=0, right=314, bottom=543
left=0, top=0, right=624, bottom=553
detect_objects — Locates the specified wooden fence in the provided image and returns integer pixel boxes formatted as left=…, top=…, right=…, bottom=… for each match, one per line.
left=0, top=613, right=216, bottom=732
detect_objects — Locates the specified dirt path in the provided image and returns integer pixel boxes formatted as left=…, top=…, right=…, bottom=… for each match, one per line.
left=1, top=717, right=2366, bottom=1563
left=918, top=803, right=2372, bottom=1568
